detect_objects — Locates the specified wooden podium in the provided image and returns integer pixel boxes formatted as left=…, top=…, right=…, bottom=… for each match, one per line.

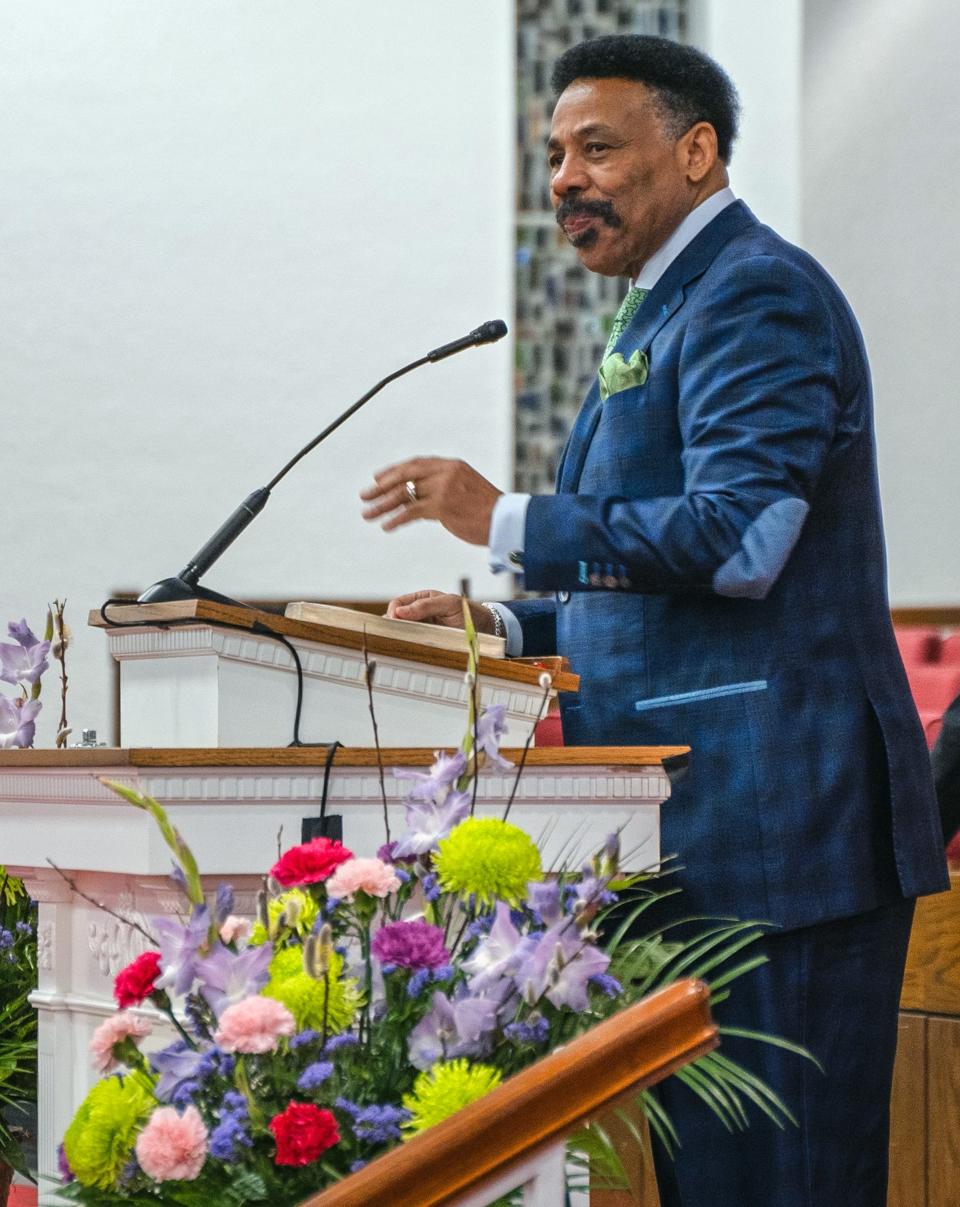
left=0, top=603, right=688, bottom=1204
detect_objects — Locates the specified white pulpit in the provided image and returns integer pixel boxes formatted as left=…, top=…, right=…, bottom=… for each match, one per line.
left=89, top=600, right=576, bottom=748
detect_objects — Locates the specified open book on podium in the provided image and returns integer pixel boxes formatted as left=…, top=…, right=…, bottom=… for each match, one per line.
left=90, top=598, right=576, bottom=748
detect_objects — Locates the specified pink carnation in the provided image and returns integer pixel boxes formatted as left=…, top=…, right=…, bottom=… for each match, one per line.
left=214, top=995, right=295, bottom=1053
left=219, top=915, right=252, bottom=944
left=89, top=1010, right=153, bottom=1073
left=326, top=857, right=401, bottom=901
left=136, top=1105, right=208, bottom=1182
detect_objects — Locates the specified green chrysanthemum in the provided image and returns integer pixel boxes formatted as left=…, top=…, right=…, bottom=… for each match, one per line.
left=436, top=817, right=543, bottom=906
left=63, top=1073, right=155, bottom=1189
left=402, top=1060, right=502, bottom=1134
left=250, top=888, right=319, bottom=946
left=262, top=944, right=360, bottom=1033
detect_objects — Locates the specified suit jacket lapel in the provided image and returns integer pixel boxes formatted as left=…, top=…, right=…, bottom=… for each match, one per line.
left=557, top=201, right=758, bottom=495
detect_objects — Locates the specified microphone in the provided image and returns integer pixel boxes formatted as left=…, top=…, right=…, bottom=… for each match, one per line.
left=136, top=319, right=509, bottom=605
left=426, top=319, right=509, bottom=362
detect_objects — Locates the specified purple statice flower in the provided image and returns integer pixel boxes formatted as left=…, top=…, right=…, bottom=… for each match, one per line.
left=15, top=920, right=33, bottom=935
left=421, top=873, right=442, bottom=903
left=194, top=941, right=272, bottom=1016
left=324, top=1032, right=359, bottom=1054
left=0, top=930, right=12, bottom=951
left=476, top=704, right=512, bottom=771
left=57, top=1142, right=75, bottom=1184
left=462, top=902, right=538, bottom=994
left=408, top=989, right=499, bottom=1070
left=392, top=790, right=472, bottom=859
left=290, top=1029, right=321, bottom=1049
left=209, top=1112, right=252, bottom=1160
left=393, top=750, right=466, bottom=801
left=297, top=1061, right=335, bottom=1091
left=590, top=973, right=623, bottom=999
left=0, top=696, right=41, bottom=749
left=335, top=1099, right=411, bottom=1145
left=372, top=920, right=451, bottom=971
left=466, top=913, right=494, bottom=940
left=504, top=1014, right=550, bottom=1046
left=431, top=964, right=454, bottom=982
left=526, top=880, right=563, bottom=926
left=406, top=968, right=431, bottom=998
left=515, top=918, right=611, bottom=1012
left=350, top=1159, right=367, bottom=1173
left=214, top=883, right=234, bottom=924
left=197, top=1046, right=234, bottom=1081
left=171, top=1080, right=201, bottom=1109
left=0, top=621, right=50, bottom=687
left=150, top=1042, right=209, bottom=1103
left=153, top=905, right=211, bottom=996
left=221, top=1091, right=247, bottom=1115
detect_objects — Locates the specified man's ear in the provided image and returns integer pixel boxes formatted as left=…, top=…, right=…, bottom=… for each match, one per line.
left=677, top=121, right=719, bottom=183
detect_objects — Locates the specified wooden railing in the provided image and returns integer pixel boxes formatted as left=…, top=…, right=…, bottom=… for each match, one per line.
left=300, top=979, right=716, bottom=1207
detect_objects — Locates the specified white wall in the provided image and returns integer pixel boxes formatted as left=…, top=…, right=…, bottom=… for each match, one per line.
left=0, top=1, right=516, bottom=742
left=802, top=0, right=960, bottom=604
left=688, top=0, right=803, bottom=241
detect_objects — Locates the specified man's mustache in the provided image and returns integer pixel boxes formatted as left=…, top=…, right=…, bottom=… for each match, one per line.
left=555, top=197, right=622, bottom=228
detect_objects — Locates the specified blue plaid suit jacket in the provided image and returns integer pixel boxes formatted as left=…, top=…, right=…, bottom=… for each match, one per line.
left=508, top=201, right=948, bottom=928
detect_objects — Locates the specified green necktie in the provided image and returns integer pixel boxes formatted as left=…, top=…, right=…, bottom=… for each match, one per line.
left=603, top=286, right=650, bottom=358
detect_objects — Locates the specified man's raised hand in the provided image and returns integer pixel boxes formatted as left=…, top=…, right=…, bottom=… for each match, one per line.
left=360, top=457, right=503, bottom=546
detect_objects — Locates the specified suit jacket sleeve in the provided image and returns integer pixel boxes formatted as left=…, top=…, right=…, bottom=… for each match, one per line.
left=522, top=255, right=845, bottom=600
left=499, top=596, right=557, bottom=657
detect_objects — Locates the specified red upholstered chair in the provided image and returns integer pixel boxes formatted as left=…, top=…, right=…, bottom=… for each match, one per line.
left=939, top=632, right=960, bottom=665
left=895, top=625, right=942, bottom=667
left=906, top=666, right=960, bottom=717
left=533, top=710, right=564, bottom=746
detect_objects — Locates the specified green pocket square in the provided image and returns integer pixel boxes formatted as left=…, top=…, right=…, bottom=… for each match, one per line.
left=598, top=349, right=649, bottom=401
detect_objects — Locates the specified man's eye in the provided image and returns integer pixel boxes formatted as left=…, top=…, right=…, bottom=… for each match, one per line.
left=548, top=153, right=563, bottom=170
left=585, top=143, right=609, bottom=154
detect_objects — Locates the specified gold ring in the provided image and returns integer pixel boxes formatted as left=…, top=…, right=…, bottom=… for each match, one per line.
left=405, top=479, right=418, bottom=504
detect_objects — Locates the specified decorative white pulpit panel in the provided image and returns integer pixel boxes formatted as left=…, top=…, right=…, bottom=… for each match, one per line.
left=90, top=601, right=577, bottom=749
left=1, top=743, right=685, bottom=1204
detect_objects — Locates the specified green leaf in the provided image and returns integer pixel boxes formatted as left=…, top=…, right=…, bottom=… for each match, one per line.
left=698, top=1051, right=796, bottom=1129
left=718, top=1026, right=825, bottom=1072
left=639, top=1088, right=680, bottom=1158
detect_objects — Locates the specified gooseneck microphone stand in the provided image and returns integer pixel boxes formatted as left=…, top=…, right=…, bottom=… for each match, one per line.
left=135, top=319, right=508, bottom=605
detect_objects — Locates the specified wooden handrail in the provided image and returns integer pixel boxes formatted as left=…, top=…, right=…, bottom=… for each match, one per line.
left=301, top=979, right=716, bottom=1207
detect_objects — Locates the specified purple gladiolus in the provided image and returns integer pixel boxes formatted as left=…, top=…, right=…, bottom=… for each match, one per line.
left=408, top=989, right=499, bottom=1070
left=150, top=1042, right=209, bottom=1102
left=0, top=696, right=41, bottom=748
left=153, top=904, right=211, bottom=996
left=393, top=750, right=466, bottom=800
left=526, top=880, right=563, bottom=925
left=392, top=789, right=472, bottom=858
left=0, top=623, right=50, bottom=686
left=371, top=920, right=451, bottom=971
left=462, top=902, right=538, bottom=994
left=194, top=940, right=273, bottom=1016
left=476, top=704, right=512, bottom=771
left=515, top=918, right=611, bottom=1012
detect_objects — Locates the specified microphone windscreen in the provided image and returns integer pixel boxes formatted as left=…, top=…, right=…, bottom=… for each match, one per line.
left=474, top=319, right=509, bottom=344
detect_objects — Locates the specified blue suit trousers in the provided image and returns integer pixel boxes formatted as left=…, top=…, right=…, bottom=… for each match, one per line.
left=651, top=897, right=915, bottom=1206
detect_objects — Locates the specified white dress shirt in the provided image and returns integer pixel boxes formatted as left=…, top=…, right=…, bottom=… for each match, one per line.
left=487, top=187, right=736, bottom=654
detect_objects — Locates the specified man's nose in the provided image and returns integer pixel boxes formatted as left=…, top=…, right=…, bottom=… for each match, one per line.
left=551, top=154, right=590, bottom=197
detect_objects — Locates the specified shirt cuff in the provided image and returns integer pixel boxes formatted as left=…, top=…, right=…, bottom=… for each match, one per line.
left=485, top=603, right=523, bottom=657
left=488, top=492, right=531, bottom=574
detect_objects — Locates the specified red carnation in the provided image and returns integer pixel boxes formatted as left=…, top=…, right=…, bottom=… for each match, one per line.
left=269, top=1102, right=340, bottom=1166
left=270, top=837, right=353, bottom=888
left=113, top=950, right=162, bottom=1008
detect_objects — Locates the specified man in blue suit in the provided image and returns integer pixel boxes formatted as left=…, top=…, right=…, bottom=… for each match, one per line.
left=361, top=35, right=948, bottom=1205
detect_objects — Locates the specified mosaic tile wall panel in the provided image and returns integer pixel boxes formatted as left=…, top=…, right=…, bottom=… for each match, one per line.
left=515, top=0, right=686, bottom=494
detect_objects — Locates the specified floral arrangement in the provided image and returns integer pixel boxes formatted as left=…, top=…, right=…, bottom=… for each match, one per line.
left=0, top=872, right=38, bottom=1195
left=55, top=616, right=800, bottom=1205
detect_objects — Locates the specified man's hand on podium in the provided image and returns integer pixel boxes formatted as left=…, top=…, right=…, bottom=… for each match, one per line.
left=386, top=590, right=497, bottom=634
left=360, top=456, right=502, bottom=545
